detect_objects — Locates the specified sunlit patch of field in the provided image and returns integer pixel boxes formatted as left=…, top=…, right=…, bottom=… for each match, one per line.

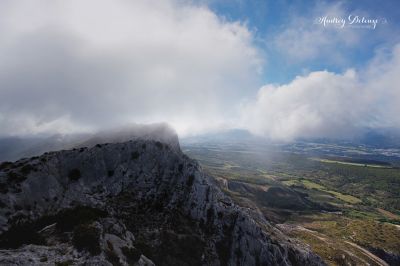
left=283, top=179, right=362, bottom=204
left=311, top=158, right=391, bottom=168
left=221, top=162, right=239, bottom=169
left=282, top=213, right=400, bottom=266
left=299, top=215, right=400, bottom=255
left=283, top=226, right=389, bottom=266
left=377, top=208, right=400, bottom=220
left=281, top=180, right=297, bottom=186
left=257, top=169, right=278, bottom=180
left=345, top=209, right=383, bottom=220
left=327, top=190, right=362, bottom=205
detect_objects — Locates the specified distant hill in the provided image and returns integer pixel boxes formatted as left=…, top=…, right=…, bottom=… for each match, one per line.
left=182, top=128, right=400, bottom=148
left=181, top=129, right=265, bottom=144
left=357, top=128, right=400, bottom=148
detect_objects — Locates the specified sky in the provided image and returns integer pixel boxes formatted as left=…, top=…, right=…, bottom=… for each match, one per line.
left=0, top=0, right=399, bottom=140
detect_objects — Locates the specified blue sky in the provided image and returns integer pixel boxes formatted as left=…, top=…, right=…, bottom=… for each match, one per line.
left=203, top=0, right=400, bottom=84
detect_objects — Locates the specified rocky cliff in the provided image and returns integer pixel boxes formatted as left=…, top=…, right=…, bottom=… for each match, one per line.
left=0, top=127, right=325, bottom=265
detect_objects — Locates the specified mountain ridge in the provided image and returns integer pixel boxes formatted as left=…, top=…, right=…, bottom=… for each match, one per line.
left=0, top=130, right=325, bottom=265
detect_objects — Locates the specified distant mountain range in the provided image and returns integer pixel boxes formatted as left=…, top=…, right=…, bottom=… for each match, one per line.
left=182, top=128, right=400, bottom=148
left=1, top=126, right=400, bottom=163
left=181, top=129, right=264, bottom=144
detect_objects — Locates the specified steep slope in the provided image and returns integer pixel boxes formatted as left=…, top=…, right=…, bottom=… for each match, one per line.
left=0, top=132, right=325, bottom=265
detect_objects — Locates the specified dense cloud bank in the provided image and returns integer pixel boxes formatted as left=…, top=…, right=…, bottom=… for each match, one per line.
left=242, top=44, right=400, bottom=140
left=0, top=0, right=399, bottom=141
left=0, top=0, right=261, bottom=136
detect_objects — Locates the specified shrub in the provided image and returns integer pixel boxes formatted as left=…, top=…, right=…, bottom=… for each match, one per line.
left=73, top=224, right=101, bottom=255
left=108, top=170, right=114, bottom=177
left=20, top=164, right=35, bottom=175
left=0, top=207, right=105, bottom=250
left=106, top=242, right=122, bottom=266
left=178, top=164, right=183, bottom=173
left=155, top=141, right=163, bottom=149
left=121, top=247, right=141, bottom=264
left=68, top=169, right=81, bottom=181
left=0, top=162, right=13, bottom=171
left=7, top=171, right=26, bottom=183
left=0, top=221, right=45, bottom=249
left=55, top=260, right=73, bottom=266
left=0, top=183, right=8, bottom=194
left=55, top=206, right=107, bottom=231
left=131, top=151, right=140, bottom=160
left=186, top=175, right=195, bottom=187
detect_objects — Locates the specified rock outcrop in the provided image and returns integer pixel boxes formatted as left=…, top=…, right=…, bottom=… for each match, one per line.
left=0, top=128, right=325, bottom=265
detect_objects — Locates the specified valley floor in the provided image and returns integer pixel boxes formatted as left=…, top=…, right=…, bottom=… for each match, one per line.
left=183, top=142, right=400, bottom=266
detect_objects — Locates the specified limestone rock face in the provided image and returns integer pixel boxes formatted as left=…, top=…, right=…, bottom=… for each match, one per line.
left=0, top=131, right=325, bottom=265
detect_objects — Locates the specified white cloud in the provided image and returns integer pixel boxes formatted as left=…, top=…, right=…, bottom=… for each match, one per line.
left=1, top=0, right=398, bottom=141
left=0, top=0, right=262, bottom=137
left=273, top=2, right=368, bottom=63
left=362, top=44, right=400, bottom=127
left=241, top=43, right=400, bottom=141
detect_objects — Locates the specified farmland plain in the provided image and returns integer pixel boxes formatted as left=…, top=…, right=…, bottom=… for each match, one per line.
left=183, top=140, right=400, bottom=265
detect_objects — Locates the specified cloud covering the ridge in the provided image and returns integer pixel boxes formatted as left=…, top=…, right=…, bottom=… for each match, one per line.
left=241, top=44, right=400, bottom=140
left=0, top=0, right=261, bottom=137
